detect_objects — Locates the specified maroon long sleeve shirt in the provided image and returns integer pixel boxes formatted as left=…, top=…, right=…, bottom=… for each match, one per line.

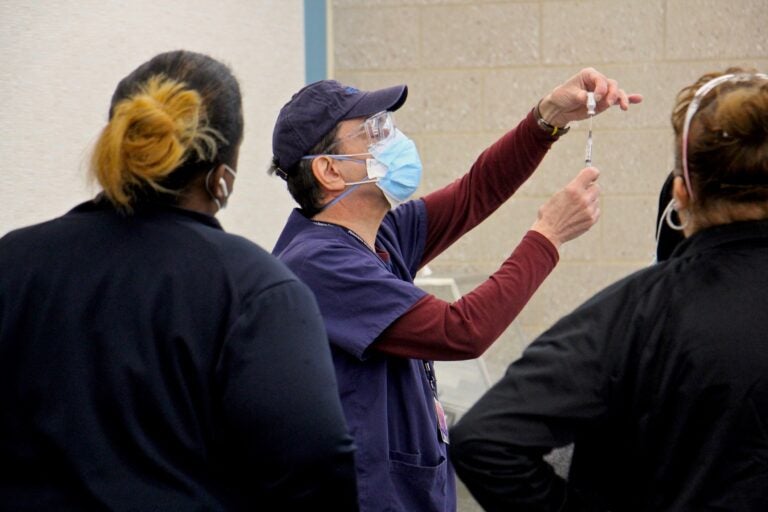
left=373, top=110, right=561, bottom=360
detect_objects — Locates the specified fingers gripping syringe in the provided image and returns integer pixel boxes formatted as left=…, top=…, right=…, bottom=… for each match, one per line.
left=585, top=92, right=596, bottom=166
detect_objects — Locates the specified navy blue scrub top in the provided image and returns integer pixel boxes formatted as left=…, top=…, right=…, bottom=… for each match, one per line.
left=274, top=199, right=457, bottom=511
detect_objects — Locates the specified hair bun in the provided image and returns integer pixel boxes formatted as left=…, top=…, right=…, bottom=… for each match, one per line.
left=91, top=76, right=219, bottom=208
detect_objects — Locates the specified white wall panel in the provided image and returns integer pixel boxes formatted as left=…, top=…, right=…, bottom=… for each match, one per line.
left=0, top=0, right=305, bottom=250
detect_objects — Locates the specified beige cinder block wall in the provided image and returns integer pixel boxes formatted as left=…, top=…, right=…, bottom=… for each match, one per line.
left=0, top=0, right=304, bottom=250
left=331, top=0, right=768, bottom=380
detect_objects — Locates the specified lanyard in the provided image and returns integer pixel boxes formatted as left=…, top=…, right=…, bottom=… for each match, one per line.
left=312, top=220, right=446, bottom=441
left=311, top=220, right=375, bottom=253
left=422, top=360, right=438, bottom=398
left=423, top=359, right=450, bottom=444
left=310, top=220, right=394, bottom=270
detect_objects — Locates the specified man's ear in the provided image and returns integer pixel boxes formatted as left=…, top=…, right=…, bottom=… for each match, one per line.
left=311, top=156, right=346, bottom=192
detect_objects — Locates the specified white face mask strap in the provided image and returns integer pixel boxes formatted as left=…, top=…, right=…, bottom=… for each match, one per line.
left=206, top=164, right=237, bottom=212
left=318, top=173, right=381, bottom=212
left=653, top=198, right=686, bottom=263
left=342, top=155, right=386, bottom=185
left=205, top=168, right=218, bottom=209
left=656, top=198, right=674, bottom=245
left=661, top=198, right=686, bottom=233
left=345, top=177, right=379, bottom=186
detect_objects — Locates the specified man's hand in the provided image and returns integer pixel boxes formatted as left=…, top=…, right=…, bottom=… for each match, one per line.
left=537, top=68, right=643, bottom=128
left=531, top=167, right=601, bottom=249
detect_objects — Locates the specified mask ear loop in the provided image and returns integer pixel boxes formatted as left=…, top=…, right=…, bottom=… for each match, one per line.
left=662, top=198, right=687, bottom=232
left=308, top=155, right=379, bottom=212
left=318, top=161, right=381, bottom=211
left=205, top=164, right=237, bottom=212
left=318, top=184, right=360, bottom=212
left=653, top=198, right=687, bottom=263
left=205, top=168, right=222, bottom=211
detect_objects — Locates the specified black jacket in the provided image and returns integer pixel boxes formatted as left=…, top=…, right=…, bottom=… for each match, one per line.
left=0, top=200, right=358, bottom=511
left=450, top=219, right=768, bottom=511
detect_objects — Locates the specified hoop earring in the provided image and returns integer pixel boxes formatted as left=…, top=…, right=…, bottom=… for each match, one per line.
left=665, top=200, right=688, bottom=231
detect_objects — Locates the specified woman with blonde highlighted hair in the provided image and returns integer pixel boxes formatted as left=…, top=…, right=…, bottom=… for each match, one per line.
left=0, top=50, right=358, bottom=510
left=449, top=68, right=768, bottom=510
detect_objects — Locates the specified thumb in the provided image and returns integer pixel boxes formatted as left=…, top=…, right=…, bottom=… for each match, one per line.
left=582, top=68, right=608, bottom=102
left=572, top=166, right=600, bottom=187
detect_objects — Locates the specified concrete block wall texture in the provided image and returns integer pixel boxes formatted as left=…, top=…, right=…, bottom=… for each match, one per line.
left=330, top=0, right=768, bottom=380
left=0, top=0, right=305, bottom=249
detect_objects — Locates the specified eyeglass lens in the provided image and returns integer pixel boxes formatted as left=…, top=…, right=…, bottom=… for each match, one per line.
left=326, top=111, right=396, bottom=151
left=366, top=112, right=394, bottom=145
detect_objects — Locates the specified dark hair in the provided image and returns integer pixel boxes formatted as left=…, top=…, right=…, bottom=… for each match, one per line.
left=671, top=67, right=768, bottom=208
left=268, top=124, right=339, bottom=217
left=91, top=50, right=243, bottom=211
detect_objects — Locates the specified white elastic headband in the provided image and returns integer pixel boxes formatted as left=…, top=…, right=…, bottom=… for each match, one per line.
left=680, top=72, right=768, bottom=200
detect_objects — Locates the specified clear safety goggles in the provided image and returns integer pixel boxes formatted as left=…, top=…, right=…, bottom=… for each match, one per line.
left=327, top=110, right=396, bottom=150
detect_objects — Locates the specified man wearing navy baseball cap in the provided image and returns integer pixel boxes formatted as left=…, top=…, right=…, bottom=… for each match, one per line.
left=271, top=80, right=408, bottom=178
left=269, top=72, right=641, bottom=511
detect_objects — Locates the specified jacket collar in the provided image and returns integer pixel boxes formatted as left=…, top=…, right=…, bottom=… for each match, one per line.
left=69, top=197, right=223, bottom=230
left=671, top=218, right=768, bottom=259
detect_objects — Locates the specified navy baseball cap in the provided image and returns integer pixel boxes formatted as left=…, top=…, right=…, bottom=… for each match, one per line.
left=272, top=79, right=408, bottom=176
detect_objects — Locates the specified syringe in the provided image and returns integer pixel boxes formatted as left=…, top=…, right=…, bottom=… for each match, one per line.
left=585, top=92, right=596, bottom=166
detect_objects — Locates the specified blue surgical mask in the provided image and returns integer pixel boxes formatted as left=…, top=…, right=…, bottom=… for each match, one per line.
left=366, top=129, right=422, bottom=208
left=308, top=129, right=422, bottom=211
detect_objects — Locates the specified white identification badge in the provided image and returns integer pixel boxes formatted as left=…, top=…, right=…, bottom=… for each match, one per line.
left=434, top=397, right=450, bottom=444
